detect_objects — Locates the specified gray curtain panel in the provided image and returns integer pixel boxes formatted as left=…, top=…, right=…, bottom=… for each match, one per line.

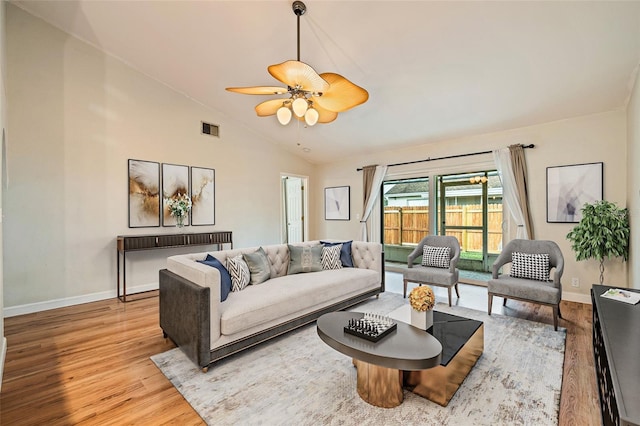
left=509, top=144, right=535, bottom=239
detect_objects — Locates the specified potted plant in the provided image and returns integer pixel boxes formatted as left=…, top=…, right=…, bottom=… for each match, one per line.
left=566, top=200, right=630, bottom=285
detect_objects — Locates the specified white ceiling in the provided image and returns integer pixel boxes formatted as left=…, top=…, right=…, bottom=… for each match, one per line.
left=11, top=1, right=640, bottom=164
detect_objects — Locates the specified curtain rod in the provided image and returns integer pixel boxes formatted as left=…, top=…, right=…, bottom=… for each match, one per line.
left=356, top=144, right=535, bottom=171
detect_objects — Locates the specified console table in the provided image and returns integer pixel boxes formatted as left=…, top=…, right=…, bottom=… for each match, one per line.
left=591, top=285, right=640, bottom=426
left=117, top=231, right=232, bottom=302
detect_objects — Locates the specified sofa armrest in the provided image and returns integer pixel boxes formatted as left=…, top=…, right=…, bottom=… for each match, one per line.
left=159, top=269, right=212, bottom=369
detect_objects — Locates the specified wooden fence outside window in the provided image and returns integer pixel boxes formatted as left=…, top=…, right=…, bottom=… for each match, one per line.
left=384, top=204, right=503, bottom=253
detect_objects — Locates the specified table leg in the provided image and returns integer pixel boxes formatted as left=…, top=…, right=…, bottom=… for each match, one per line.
left=354, top=359, right=403, bottom=408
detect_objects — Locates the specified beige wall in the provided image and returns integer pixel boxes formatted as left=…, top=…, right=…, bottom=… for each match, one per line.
left=4, top=4, right=316, bottom=311
left=315, top=110, right=628, bottom=302
left=628, top=67, right=640, bottom=289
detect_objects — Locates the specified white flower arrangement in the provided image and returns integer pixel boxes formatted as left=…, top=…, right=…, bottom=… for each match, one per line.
left=166, top=192, right=192, bottom=220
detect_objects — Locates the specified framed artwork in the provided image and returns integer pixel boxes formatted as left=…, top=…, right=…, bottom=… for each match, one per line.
left=191, top=166, right=215, bottom=226
left=128, top=159, right=160, bottom=228
left=162, top=163, right=190, bottom=227
left=546, top=162, right=603, bottom=223
left=325, top=186, right=350, bottom=220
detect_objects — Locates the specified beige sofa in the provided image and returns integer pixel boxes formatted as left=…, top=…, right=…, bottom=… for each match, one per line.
left=159, top=240, right=383, bottom=371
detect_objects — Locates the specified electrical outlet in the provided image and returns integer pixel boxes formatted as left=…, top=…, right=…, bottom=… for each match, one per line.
left=571, top=277, right=580, bottom=288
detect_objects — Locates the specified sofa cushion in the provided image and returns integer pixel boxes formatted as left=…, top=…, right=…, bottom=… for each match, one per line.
left=288, top=244, right=322, bottom=274
left=421, top=245, right=450, bottom=269
left=321, top=240, right=354, bottom=267
left=197, top=254, right=232, bottom=302
left=510, top=252, right=550, bottom=282
left=227, top=255, right=250, bottom=292
left=220, top=268, right=379, bottom=335
left=321, top=244, right=343, bottom=270
left=243, top=247, right=271, bottom=285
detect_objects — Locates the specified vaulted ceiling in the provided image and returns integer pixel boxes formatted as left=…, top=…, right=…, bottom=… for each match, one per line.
left=11, top=1, right=640, bottom=163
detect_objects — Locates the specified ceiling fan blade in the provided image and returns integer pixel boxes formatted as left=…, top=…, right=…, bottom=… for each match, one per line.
left=226, top=86, right=289, bottom=95
left=268, top=61, right=329, bottom=93
left=255, top=99, right=287, bottom=117
left=314, top=73, right=369, bottom=112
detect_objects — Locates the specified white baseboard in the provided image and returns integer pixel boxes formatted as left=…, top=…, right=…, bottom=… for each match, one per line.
left=3, top=282, right=159, bottom=318
left=0, top=336, right=7, bottom=391
left=562, top=291, right=592, bottom=304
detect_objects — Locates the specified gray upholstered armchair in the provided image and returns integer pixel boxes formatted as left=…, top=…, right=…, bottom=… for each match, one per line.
left=403, top=235, right=461, bottom=306
left=488, top=239, right=564, bottom=330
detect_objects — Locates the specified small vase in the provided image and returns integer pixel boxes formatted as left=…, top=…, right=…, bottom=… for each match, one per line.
left=410, top=308, right=433, bottom=330
left=175, top=215, right=185, bottom=229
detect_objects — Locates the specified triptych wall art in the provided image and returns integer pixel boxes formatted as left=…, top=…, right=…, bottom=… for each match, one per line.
left=128, top=159, right=215, bottom=228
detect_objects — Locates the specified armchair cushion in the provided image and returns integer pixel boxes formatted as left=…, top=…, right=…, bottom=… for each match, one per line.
left=404, top=265, right=459, bottom=286
left=421, top=245, right=451, bottom=269
left=510, top=252, right=550, bottom=282
left=489, top=275, right=560, bottom=305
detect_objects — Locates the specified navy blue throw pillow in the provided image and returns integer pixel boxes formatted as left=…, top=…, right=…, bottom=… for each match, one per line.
left=320, top=240, right=354, bottom=268
left=197, top=254, right=232, bottom=302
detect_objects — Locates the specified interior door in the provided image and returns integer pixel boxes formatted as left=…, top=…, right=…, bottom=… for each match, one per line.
left=284, top=177, right=304, bottom=243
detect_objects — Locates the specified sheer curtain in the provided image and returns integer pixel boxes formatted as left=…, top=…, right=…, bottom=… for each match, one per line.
left=493, top=147, right=534, bottom=239
left=359, top=165, right=387, bottom=241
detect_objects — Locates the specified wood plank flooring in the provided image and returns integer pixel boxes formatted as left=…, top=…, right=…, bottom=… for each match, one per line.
left=1, top=276, right=599, bottom=425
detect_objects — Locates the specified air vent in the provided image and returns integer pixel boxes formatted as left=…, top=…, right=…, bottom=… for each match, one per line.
left=201, top=121, right=220, bottom=137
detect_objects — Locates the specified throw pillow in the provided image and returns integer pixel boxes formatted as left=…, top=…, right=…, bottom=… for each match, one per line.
left=321, top=244, right=343, bottom=270
left=197, top=254, right=232, bottom=302
left=288, top=244, right=322, bottom=274
left=421, top=245, right=451, bottom=269
left=226, top=255, right=250, bottom=292
left=242, top=247, right=271, bottom=285
left=320, top=240, right=354, bottom=267
left=510, top=252, right=550, bottom=281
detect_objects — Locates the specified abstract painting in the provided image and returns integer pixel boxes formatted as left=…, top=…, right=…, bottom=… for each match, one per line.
left=162, top=163, right=190, bottom=227
left=325, top=186, right=350, bottom=220
left=191, top=167, right=215, bottom=226
left=128, top=159, right=160, bottom=228
left=546, top=162, right=603, bottom=223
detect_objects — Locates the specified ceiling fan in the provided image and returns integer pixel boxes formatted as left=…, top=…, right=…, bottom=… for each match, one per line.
left=226, top=1, right=368, bottom=126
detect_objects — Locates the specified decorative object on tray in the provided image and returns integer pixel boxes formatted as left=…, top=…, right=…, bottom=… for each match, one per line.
left=343, top=313, right=397, bottom=342
left=409, top=285, right=435, bottom=330
left=601, top=288, right=640, bottom=305
left=165, top=193, right=192, bottom=228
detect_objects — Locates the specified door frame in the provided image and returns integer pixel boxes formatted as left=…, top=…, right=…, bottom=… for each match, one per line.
left=280, top=173, right=309, bottom=243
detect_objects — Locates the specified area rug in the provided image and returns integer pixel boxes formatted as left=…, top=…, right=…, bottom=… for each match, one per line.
left=151, top=293, right=566, bottom=426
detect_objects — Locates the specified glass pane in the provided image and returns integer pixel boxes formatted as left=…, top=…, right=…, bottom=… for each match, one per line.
left=383, top=178, right=429, bottom=246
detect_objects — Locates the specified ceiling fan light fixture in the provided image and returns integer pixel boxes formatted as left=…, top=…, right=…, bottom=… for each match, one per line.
left=277, top=105, right=292, bottom=125
left=304, top=107, right=319, bottom=126
left=225, top=1, right=368, bottom=128
left=292, top=97, right=309, bottom=117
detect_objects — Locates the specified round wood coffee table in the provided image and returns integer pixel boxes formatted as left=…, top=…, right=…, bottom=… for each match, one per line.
left=317, top=311, right=442, bottom=408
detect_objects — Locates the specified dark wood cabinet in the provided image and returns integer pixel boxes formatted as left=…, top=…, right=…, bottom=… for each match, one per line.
left=591, top=285, right=640, bottom=426
left=117, top=231, right=232, bottom=302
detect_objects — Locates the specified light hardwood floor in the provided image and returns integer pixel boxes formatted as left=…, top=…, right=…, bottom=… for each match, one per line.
left=1, top=273, right=600, bottom=425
